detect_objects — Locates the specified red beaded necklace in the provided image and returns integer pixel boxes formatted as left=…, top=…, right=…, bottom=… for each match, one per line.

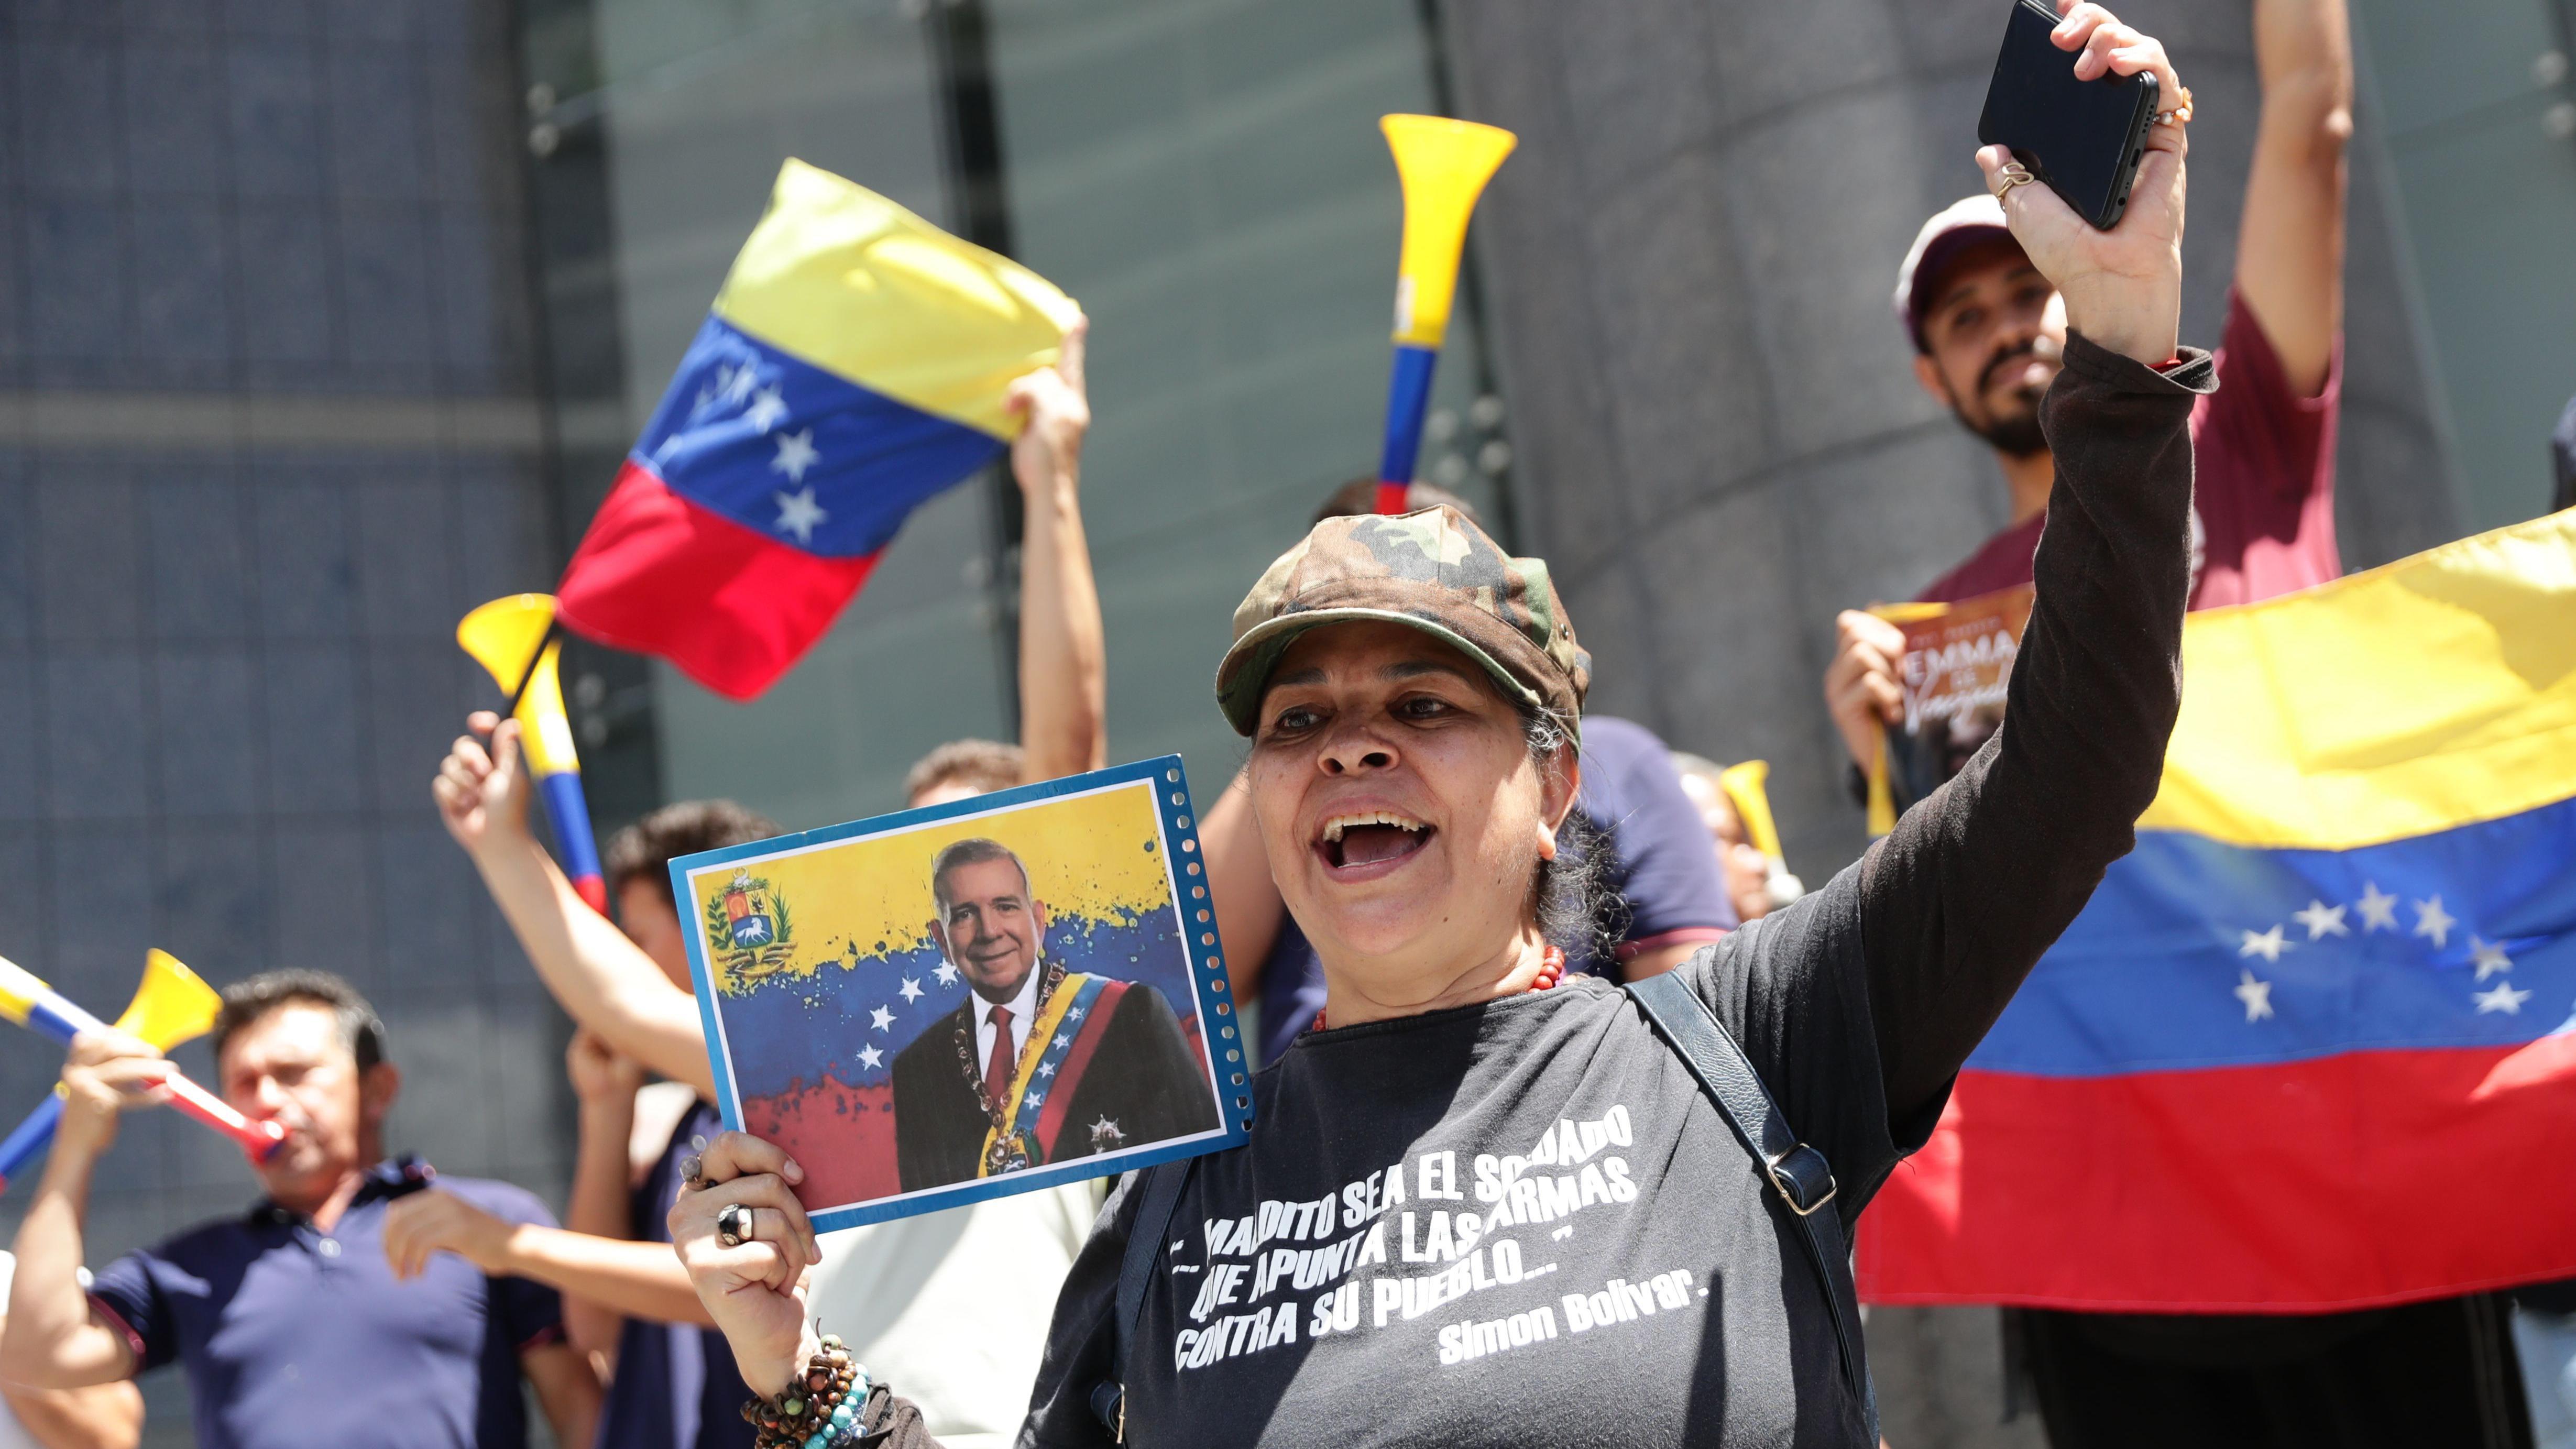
left=1312, top=943, right=1566, bottom=1033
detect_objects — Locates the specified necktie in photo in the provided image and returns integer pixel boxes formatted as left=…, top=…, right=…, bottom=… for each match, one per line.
left=985, top=1005, right=1015, bottom=1114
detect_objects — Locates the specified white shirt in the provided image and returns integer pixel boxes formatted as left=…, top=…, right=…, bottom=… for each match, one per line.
left=0, top=1254, right=43, bottom=1449
left=970, top=964, right=1042, bottom=1091
left=807, top=1185, right=1106, bottom=1449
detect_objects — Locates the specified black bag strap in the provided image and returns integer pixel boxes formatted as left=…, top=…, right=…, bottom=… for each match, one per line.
left=1088, top=1158, right=1194, bottom=1441
left=1624, top=970, right=1875, bottom=1431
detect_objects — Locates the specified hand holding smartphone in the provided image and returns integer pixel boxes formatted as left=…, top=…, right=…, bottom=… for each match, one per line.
left=1971, top=2, right=2189, bottom=367
left=1979, top=0, right=2162, bottom=230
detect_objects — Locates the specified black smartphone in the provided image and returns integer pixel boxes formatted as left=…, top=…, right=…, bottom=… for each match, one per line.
left=1978, top=0, right=2160, bottom=230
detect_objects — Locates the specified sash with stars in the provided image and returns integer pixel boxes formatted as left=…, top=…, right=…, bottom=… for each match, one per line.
left=979, top=973, right=1127, bottom=1177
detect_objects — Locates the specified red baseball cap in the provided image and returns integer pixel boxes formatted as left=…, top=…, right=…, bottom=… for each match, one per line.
left=1892, top=194, right=2021, bottom=352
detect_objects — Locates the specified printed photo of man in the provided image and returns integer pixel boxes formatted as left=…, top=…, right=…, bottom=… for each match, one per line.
left=890, top=838, right=1221, bottom=1191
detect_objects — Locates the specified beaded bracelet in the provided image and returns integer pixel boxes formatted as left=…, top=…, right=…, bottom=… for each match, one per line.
left=742, top=1334, right=873, bottom=1449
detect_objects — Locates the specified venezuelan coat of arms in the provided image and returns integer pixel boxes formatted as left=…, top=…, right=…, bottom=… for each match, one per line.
left=707, top=868, right=796, bottom=980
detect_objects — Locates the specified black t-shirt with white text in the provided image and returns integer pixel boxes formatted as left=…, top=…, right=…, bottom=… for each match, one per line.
left=919, top=337, right=2206, bottom=1449
left=1031, top=878, right=1894, bottom=1447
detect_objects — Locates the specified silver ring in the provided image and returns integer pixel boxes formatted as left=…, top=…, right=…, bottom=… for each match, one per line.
left=717, top=1201, right=752, bottom=1249
left=679, top=1154, right=709, bottom=1192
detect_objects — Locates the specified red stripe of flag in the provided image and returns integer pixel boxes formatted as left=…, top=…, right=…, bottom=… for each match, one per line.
left=556, top=463, right=880, bottom=702
left=1858, top=1038, right=2576, bottom=1312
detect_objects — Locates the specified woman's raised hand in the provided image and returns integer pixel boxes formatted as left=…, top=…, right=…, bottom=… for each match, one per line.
left=432, top=713, right=534, bottom=860
left=668, top=1130, right=823, bottom=1398
left=1980, top=1, right=2187, bottom=366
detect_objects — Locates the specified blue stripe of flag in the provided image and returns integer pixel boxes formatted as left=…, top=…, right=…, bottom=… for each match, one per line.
left=1968, top=794, right=2576, bottom=1077
left=632, top=314, right=1003, bottom=560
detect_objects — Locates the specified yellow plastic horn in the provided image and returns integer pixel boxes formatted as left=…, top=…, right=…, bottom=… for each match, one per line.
left=115, top=950, right=223, bottom=1052
left=456, top=594, right=609, bottom=912
left=1374, top=115, right=1517, bottom=514
left=1382, top=115, right=1517, bottom=350
left=1718, top=761, right=1805, bottom=908
left=1716, top=762, right=1784, bottom=860
left=457, top=595, right=577, bottom=778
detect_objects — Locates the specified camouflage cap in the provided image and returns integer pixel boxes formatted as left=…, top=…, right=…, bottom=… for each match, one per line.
left=1215, top=506, right=1591, bottom=737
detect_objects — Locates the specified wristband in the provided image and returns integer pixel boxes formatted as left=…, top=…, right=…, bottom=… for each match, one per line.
left=743, top=1333, right=873, bottom=1449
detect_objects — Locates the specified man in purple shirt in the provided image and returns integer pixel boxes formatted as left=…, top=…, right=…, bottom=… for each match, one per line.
left=0, top=971, right=599, bottom=1449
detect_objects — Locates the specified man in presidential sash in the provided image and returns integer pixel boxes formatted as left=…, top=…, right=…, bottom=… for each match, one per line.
left=891, top=838, right=1222, bottom=1191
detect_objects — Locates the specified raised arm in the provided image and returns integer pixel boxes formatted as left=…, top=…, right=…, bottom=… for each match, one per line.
left=522, top=1340, right=603, bottom=1449
left=0, top=1380, right=144, bottom=1449
left=1201, top=770, right=1285, bottom=999
left=0, top=1036, right=167, bottom=1391
left=1861, top=6, right=2202, bottom=1124
left=2234, top=0, right=2351, bottom=394
left=560, top=1031, right=647, bottom=1366
left=1010, top=318, right=1108, bottom=785
left=435, top=716, right=716, bottom=1094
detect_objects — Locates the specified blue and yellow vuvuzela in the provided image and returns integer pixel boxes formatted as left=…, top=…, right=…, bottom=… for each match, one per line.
left=0, top=950, right=223, bottom=1191
left=0, top=952, right=282, bottom=1165
left=1374, top=116, right=1515, bottom=514
left=458, top=594, right=607, bottom=914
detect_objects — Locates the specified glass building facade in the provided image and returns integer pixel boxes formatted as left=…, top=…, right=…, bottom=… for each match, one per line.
left=521, top=0, right=1512, bottom=832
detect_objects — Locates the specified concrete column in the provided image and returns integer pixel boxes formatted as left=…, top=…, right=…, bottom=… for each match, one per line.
left=1440, top=0, right=2458, bottom=879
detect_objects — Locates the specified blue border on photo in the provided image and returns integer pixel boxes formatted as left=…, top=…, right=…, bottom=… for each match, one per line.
left=669, top=753, right=1254, bottom=1233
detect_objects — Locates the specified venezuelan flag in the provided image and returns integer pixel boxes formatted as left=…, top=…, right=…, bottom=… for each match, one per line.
left=1860, top=510, right=2576, bottom=1312
left=557, top=159, right=1080, bottom=701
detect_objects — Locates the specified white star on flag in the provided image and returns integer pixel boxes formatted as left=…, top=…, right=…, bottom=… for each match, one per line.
left=1037, top=1061, right=1056, bottom=1077
left=2293, top=899, right=2348, bottom=939
left=934, top=962, right=960, bottom=987
left=772, top=428, right=819, bottom=482
left=2234, top=969, right=2275, bottom=1022
left=857, top=1044, right=883, bottom=1070
left=1066, top=1007, right=1086, bottom=1022
left=2413, top=896, right=2455, bottom=949
left=2472, top=981, right=2531, bottom=1015
left=2468, top=937, right=2513, bottom=981
left=773, top=486, right=827, bottom=544
left=898, top=976, right=925, bottom=1004
left=697, top=364, right=736, bottom=412
left=869, top=1004, right=895, bottom=1031
left=745, top=386, right=788, bottom=432
left=2238, top=925, right=2289, bottom=962
left=1027, top=1090, right=1045, bottom=1106
left=2355, top=882, right=2399, bottom=932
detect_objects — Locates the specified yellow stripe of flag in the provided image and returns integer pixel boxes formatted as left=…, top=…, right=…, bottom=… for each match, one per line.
left=710, top=159, right=1081, bottom=440
left=2142, top=508, right=2576, bottom=850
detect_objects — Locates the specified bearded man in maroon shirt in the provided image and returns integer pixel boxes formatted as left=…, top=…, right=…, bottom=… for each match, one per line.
left=1828, top=0, right=2351, bottom=790
left=1827, top=4, right=2540, bottom=1441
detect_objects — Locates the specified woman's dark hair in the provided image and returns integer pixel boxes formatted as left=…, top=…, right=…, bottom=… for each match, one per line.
left=1522, top=709, right=1626, bottom=963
